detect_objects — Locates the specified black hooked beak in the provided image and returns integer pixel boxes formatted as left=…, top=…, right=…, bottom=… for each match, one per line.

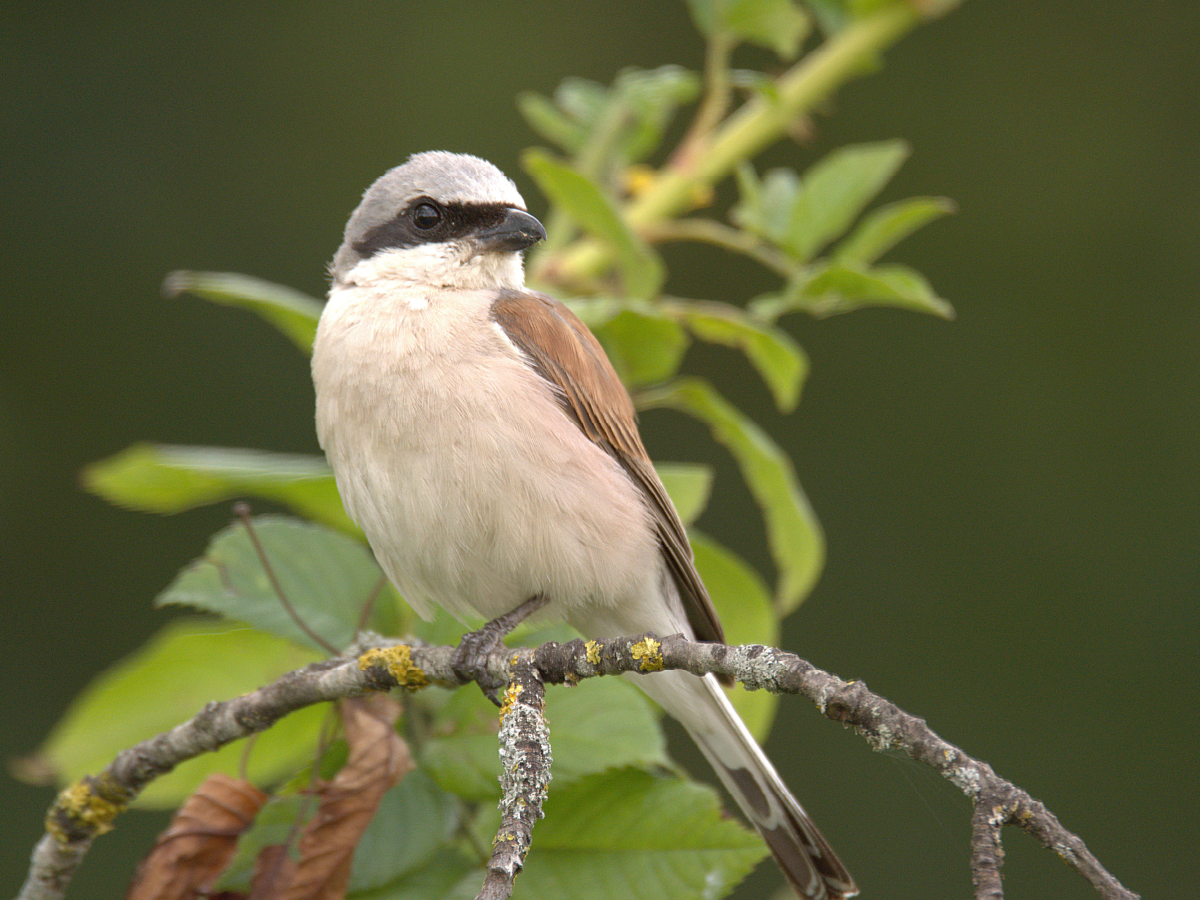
left=474, top=207, right=546, bottom=253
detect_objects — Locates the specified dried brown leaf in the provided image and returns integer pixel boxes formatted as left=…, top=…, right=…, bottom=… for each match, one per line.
left=270, top=696, right=412, bottom=900
left=125, top=773, right=268, bottom=900
left=247, top=844, right=297, bottom=899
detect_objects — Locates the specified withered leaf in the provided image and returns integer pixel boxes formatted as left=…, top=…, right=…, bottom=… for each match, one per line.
left=126, top=773, right=268, bottom=900
left=265, top=695, right=412, bottom=900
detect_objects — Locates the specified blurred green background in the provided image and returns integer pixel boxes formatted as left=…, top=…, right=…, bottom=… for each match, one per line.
left=2, top=3, right=1195, bottom=899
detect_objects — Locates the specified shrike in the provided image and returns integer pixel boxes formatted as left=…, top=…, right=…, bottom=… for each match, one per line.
left=312, top=151, right=857, bottom=900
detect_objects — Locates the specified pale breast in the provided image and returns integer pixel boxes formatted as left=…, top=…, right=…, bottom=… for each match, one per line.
left=312, top=283, right=663, bottom=624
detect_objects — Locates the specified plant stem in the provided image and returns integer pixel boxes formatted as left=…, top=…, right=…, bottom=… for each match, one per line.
left=643, top=218, right=797, bottom=278
left=549, top=3, right=930, bottom=289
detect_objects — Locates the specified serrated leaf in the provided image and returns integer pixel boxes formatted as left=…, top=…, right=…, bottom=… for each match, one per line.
left=640, top=379, right=823, bottom=613
left=726, top=0, right=811, bottom=58
left=163, top=270, right=322, bottom=352
left=731, top=165, right=802, bottom=246
left=32, top=620, right=325, bottom=808
left=418, top=687, right=501, bottom=801
left=691, top=534, right=780, bottom=741
left=656, top=462, right=714, bottom=525
left=524, top=150, right=664, bottom=299
left=834, top=195, right=955, bottom=264
left=83, top=443, right=359, bottom=535
left=158, top=515, right=397, bottom=651
left=669, top=301, right=808, bottom=411
left=594, top=307, right=689, bottom=385
left=520, top=768, right=768, bottom=900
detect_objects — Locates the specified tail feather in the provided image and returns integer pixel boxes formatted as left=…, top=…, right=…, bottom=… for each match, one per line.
left=637, top=669, right=858, bottom=900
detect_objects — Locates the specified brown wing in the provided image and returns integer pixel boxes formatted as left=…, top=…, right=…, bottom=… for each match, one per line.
left=490, top=288, right=725, bottom=646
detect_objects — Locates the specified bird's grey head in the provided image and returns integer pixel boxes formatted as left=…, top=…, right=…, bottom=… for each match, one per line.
left=330, top=151, right=545, bottom=291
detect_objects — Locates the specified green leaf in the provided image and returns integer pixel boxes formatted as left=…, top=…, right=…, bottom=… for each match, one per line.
left=158, top=515, right=398, bottom=651
left=688, top=0, right=811, bottom=58
left=594, top=307, right=689, bottom=386
left=520, top=768, right=768, bottom=900
left=834, top=195, right=955, bottom=264
left=163, top=270, right=322, bottom=352
left=783, top=140, right=910, bottom=261
left=349, top=771, right=460, bottom=892
left=611, top=66, right=701, bottom=164
left=691, top=534, right=779, bottom=741
left=805, top=0, right=853, bottom=34
left=732, top=142, right=911, bottom=263
left=523, top=149, right=665, bottom=299
left=669, top=301, right=809, bottom=411
left=685, top=0, right=717, bottom=35
left=656, top=462, right=714, bottom=525
left=32, top=620, right=325, bottom=808
left=757, top=260, right=953, bottom=319
left=351, top=850, right=483, bottom=900
left=418, top=687, right=500, bottom=801
left=517, top=91, right=589, bottom=155
left=422, top=674, right=668, bottom=801
left=543, top=678, right=670, bottom=785
left=553, top=77, right=611, bottom=131
left=640, top=379, right=823, bottom=613
left=725, top=0, right=812, bottom=58
left=731, top=165, right=801, bottom=247
left=83, top=443, right=359, bottom=536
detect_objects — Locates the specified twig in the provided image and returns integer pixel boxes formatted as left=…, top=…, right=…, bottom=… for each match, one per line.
left=475, top=653, right=552, bottom=900
left=17, top=633, right=1138, bottom=900
left=233, top=503, right=338, bottom=654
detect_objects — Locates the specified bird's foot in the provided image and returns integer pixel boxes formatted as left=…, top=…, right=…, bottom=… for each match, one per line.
left=451, top=594, right=549, bottom=706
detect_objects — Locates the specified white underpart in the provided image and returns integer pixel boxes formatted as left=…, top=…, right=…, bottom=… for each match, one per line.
left=313, top=248, right=665, bottom=624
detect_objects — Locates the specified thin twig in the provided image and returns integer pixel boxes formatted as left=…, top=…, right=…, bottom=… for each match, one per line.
left=17, top=633, right=1138, bottom=900
left=233, top=502, right=338, bottom=654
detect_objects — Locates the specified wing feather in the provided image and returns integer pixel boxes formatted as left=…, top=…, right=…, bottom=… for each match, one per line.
left=490, top=288, right=724, bottom=646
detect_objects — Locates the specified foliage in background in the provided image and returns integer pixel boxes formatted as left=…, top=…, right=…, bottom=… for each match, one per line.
left=27, top=2, right=958, bottom=898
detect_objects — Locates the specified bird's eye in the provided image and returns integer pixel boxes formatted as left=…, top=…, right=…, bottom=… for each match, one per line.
left=412, top=202, right=442, bottom=230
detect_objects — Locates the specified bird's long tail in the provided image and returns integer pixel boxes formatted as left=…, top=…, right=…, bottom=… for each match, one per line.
left=636, top=669, right=858, bottom=900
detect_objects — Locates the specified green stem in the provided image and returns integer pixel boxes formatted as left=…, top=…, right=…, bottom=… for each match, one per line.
left=550, top=3, right=926, bottom=288
left=643, top=218, right=797, bottom=279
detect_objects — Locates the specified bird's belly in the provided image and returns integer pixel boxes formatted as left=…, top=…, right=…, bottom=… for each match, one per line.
left=322, top=354, right=662, bottom=625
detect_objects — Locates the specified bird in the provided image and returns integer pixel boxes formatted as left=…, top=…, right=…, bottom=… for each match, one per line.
left=311, top=150, right=858, bottom=900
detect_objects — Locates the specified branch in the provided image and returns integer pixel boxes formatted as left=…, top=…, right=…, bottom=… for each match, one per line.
left=17, top=633, right=1138, bottom=900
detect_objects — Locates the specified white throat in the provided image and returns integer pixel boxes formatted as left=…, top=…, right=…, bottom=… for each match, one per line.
left=338, top=242, right=527, bottom=294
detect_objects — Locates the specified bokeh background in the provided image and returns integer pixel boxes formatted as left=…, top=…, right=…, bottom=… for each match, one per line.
left=3, top=3, right=1195, bottom=898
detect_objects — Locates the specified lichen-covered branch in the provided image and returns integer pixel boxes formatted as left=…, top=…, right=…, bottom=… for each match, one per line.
left=17, top=632, right=1138, bottom=900
left=476, top=653, right=552, bottom=900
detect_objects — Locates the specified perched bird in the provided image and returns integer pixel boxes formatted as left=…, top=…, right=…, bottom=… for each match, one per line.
left=312, top=151, right=857, bottom=900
